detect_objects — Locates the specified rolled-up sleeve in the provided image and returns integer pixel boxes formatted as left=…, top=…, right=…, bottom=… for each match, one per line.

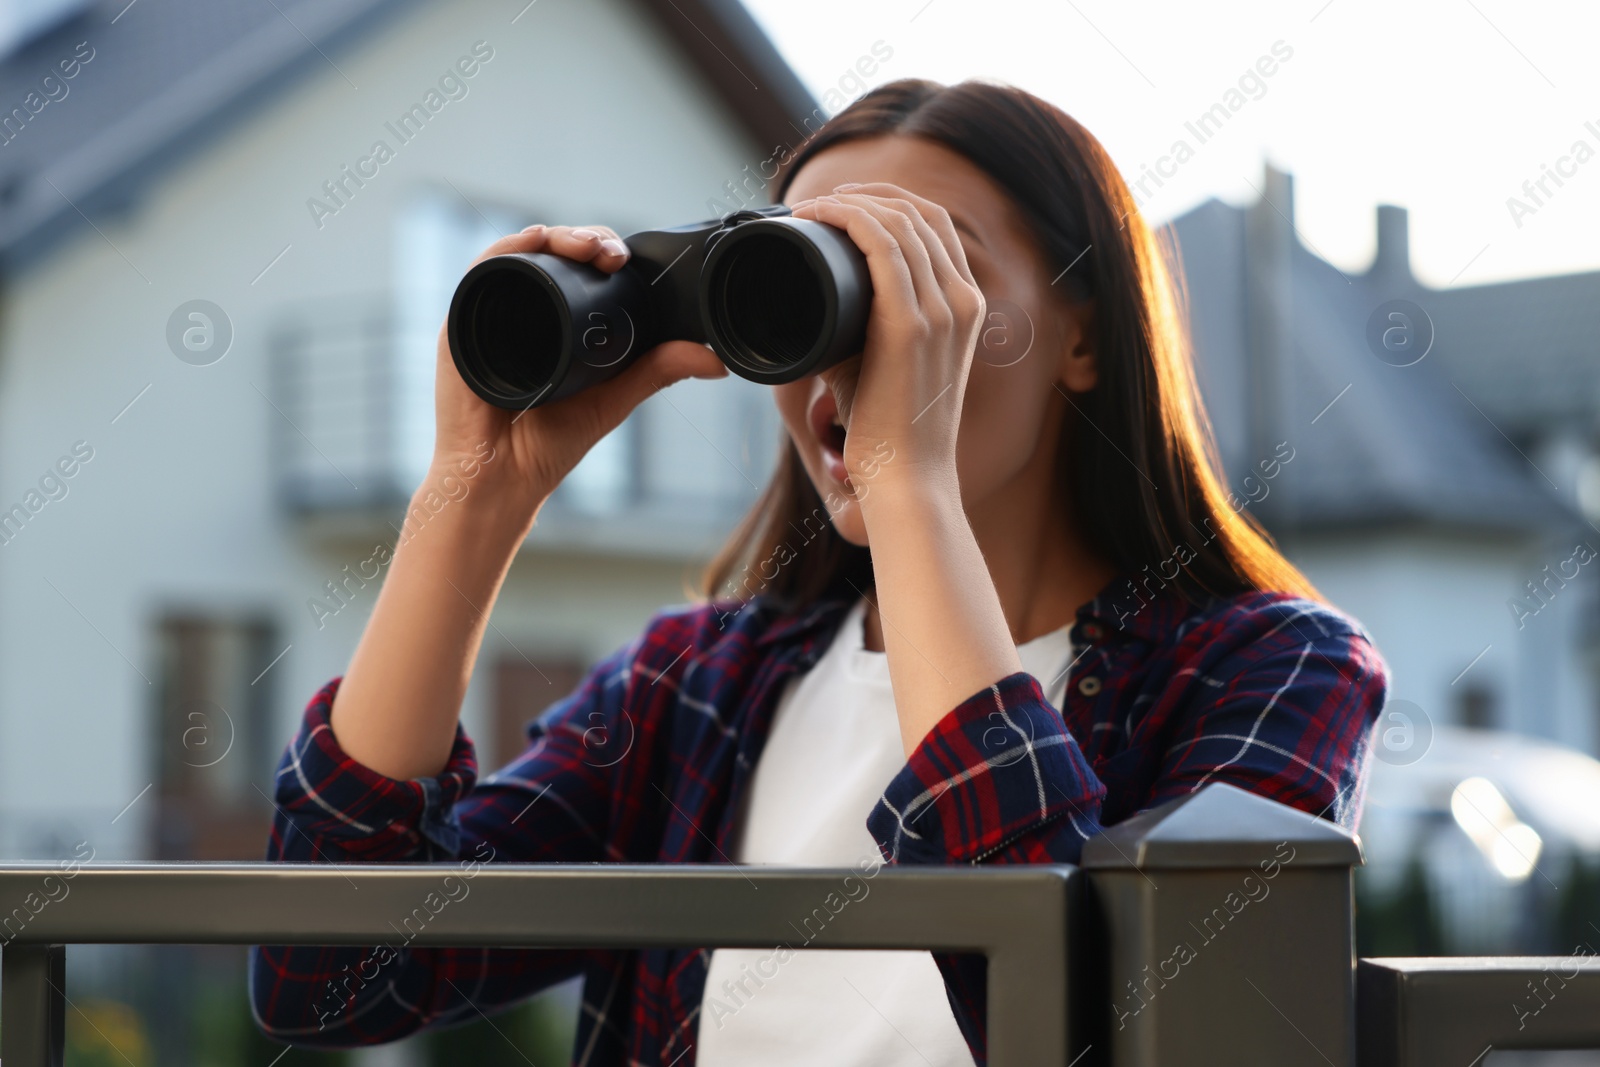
left=267, top=678, right=478, bottom=863
left=868, top=614, right=1387, bottom=1065
left=252, top=634, right=641, bottom=1047
left=867, top=671, right=1105, bottom=866
left=868, top=622, right=1385, bottom=867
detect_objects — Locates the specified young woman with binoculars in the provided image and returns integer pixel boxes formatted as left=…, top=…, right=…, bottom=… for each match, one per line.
left=252, top=78, right=1387, bottom=1067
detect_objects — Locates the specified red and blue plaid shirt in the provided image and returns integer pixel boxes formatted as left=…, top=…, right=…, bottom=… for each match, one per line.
left=249, top=578, right=1387, bottom=1065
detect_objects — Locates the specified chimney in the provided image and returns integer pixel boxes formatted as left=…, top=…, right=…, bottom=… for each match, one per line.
left=1243, top=163, right=1295, bottom=529
left=1373, top=204, right=1410, bottom=280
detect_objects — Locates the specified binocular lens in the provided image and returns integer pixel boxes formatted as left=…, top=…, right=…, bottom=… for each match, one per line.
left=709, top=233, right=826, bottom=373
left=447, top=209, right=870, bottom=410
left=460, top=270, right=563, bottom=398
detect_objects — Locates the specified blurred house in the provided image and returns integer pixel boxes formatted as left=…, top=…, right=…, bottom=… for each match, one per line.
left=1171, top=169, right=1598, bottom=756
left=1, top=0, right=1597, bottom=1018
left=0, top=0, right=824, bottom=867
left=1168, top=171, right=1600, bottom=952
left=0, top=0, right=831, bottom=1060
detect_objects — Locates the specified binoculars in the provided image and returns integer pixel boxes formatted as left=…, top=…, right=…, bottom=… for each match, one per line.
left=447, top=206, right=874, bottom=410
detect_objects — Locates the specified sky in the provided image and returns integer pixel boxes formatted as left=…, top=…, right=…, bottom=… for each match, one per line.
left=741, top=0, right=1600, bottom=289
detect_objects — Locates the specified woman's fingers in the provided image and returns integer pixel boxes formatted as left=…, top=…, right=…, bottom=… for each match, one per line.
left=833, top=182, right=978, bottom=289
left=472, top=224, right=631, bottom=273
left=827, top=192, right=949, bottom=311
left=803, top=187, right=980, bottom=335
left=791, top=196, right=919, bottom=324
left=473, top=226, right=547, bottom=263
left=876, top=195, right=986, bottom=339
left=836, top=191, right=971, bottom=317
left=816, top=191, right=985, bottom=373
left=544, top=225, right=630, bottom=270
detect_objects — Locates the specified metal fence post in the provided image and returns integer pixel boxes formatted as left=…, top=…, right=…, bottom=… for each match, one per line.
left=1081, top=782, right=1363, bottom=1067
left=2, top=943, right=66, bottom=1067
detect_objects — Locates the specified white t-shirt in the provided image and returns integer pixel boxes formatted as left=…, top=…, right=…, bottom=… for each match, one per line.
left=696, top=598, right=1075, bottom=1066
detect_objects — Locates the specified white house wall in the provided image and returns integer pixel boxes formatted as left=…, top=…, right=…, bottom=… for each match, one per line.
left=0, top=0, right=762, bottom=859
left=1292, top=529, right=1597, bottom=754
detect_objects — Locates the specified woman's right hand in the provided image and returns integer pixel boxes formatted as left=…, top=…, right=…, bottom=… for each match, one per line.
left=432, top=224, right=728, bottom=527
left=332, top=225, right=724, bottom=782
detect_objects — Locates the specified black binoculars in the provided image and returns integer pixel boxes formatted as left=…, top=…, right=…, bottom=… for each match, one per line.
left=446, top=206, right=873, bottom=410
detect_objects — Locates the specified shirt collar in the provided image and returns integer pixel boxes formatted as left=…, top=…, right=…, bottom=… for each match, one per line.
left=743, top=594, right=857, bottom=650
left=742, top=573, right=1188, bottom=653
left=1080, top=572, right=1197, bottom=643
left=735, top=570, right=1197, bottom=655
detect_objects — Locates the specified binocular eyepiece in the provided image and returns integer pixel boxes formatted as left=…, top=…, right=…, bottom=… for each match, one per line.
left=447, top=205, right=873, bottom=410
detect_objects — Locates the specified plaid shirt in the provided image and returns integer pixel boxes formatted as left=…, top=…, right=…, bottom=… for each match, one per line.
left=249, top=578, right=1387, bottom=1066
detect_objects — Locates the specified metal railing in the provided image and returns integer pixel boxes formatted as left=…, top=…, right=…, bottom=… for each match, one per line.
left=1359, top=957, right=1600, bottom=1066
left=2, top=781, right=1598, bottom=1066
left=267, top=297, right=781, bottom=559
left=0, top=863, right=1082, bottom=1067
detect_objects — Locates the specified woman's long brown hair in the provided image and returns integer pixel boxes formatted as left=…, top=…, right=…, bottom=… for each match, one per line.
left=702, top=78, right=1319, bottom=612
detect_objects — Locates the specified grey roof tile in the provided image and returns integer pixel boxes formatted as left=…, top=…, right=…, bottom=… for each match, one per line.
left=1169, top=194, right=1575, bottom=534
left=0, top=0, right=816, bottom=270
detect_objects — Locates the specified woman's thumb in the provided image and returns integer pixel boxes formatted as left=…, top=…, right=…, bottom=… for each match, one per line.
left=625, top=341, right=726, bottom=398
left=656, top=340, right=730, bottom=383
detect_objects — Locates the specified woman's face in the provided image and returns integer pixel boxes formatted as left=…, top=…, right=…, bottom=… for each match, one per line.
left=776, top=134, right=1095, bottom=545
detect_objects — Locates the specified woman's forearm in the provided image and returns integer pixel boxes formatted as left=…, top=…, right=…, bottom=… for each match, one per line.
left=327, top=465, right=538, bottom=781
left=859, top=469, right=1023, bottom=757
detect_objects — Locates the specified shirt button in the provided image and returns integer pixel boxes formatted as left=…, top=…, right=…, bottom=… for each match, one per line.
left=1078, top=676, right=1103, bottom=697
left=1082, top=623, right=1103, bottom=641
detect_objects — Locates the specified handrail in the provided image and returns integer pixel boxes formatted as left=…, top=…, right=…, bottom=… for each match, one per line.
left=14, top=784, right=1597, bottom=1067
left=0, top=862, right=1084, bottom=1067
left=1358, top=957, right=1600, bottom=1067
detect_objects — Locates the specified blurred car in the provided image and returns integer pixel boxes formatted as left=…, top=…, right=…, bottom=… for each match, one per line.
left=1359, top=723, right=1600, bottom=954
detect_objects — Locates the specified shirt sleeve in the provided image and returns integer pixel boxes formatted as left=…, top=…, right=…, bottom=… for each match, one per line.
left=251, top=639, right=638, bottom=1046
left=865, top=614, right=1387, bottom=1064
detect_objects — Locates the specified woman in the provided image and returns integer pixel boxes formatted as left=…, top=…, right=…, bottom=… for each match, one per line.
left=250, top=79, right=1386, bottom=1066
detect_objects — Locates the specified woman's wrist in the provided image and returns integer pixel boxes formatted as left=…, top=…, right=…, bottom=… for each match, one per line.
left=851, top=461, right=1024, bottom=755
left=404, top=457, right=542, bottom=553
left=331, top=460, right=534, bottom=781
left=854, top=454, right=961, bottom=515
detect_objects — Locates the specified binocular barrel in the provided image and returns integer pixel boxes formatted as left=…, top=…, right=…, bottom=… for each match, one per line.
left=447, top=207, right=872, bottom=410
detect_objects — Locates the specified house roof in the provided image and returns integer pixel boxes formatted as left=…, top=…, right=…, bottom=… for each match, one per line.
left=1421, top=270, right=1600, bottom=436
left=0, top=0, right=817, bottom=270
left=2, top=4, right=1574, bottom=538
left=637, top=0, right=819, bottom=159
left=1168, top=180, right=1576, bottom=536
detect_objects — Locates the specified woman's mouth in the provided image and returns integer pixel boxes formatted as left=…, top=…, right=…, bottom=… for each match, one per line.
left=807, top=390, right=851, bottom=489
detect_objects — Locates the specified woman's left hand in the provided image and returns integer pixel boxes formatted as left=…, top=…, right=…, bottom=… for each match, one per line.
left=789, top=182, right=986, bottom=490
left=791, top=183, right=1025, bottom=757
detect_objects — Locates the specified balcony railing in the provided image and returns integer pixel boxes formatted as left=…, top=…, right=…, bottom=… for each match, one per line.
left=4, top=782, right=1598, bottom=1066
left=267, top=298, right=780, bottom=557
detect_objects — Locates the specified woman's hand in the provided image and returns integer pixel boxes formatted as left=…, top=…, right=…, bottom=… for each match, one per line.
left=793, top=183, right=1023, bottom=757
left=328, top=226, right=723, bottom=781
left=789, top=183, right=986, bottom=490
left=433, top=224, right=727, bottom=529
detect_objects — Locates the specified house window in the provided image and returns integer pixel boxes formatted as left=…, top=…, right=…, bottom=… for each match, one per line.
left=491, top=654, right=586, bottom=770
left=393, top=190, right=521, bottom=494
left=1456, top=682, right=1497, bottom=731
left=152, top=615, right=279, bottom=860
left=558, top=420, right=639, bottom=514
left=393, top=188, right=638, bottom=513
